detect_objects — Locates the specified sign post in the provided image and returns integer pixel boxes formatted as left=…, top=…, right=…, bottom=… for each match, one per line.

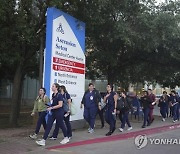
left=43, top=7, right=85, bottom=121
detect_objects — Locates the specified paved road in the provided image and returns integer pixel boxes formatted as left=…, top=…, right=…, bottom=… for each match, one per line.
left=45, top=129, right=180, bottom=154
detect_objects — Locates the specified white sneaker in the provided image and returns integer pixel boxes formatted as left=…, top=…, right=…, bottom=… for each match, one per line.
left=88, top=128, right=94, bottom=133
left=68, top=137, right=72, bottom=140
left=162, top=118, right=165, bottom=122
left=127, top=127, right=133, bottom=131
left=29, top=133, right=37, bottom=139
left=49, top=137, right=57, bottom=140
left=119, top=128, right=123, bottom=132
left=36, top=139, right=45, bottom=146
left=88, top=128, right=91, bottom=131
left=173, top=120, right=178, bottom=123
left=60, top=137, right=69, bottom=144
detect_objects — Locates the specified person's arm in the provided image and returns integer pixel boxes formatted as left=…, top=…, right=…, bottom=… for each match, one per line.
left=31, top=99, right=38, bottom=116
left=81, top=91, right=87, bottom=109
left=114, top=94, right=118, bottom=113
left=47, top=100, right=63, bottom=111
left=104, top=93, right=110, bottom=103
left=47, top=94, right=63, bottom=111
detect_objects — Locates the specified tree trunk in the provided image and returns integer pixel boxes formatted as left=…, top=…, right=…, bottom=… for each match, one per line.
left=107, top=66, right=114, bottom=86
left=9, top=64, right=24, bottom=127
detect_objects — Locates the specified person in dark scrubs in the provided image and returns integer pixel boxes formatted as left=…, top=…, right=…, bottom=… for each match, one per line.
left=118, top=91, right=133, bottom=132
left=169, top=90, right=179, bottom=123
left=36, top=83, right=69, bottom=146
left=81, top=83, right=101, bottom=133
left=104, top=84, right=117, bottom=136
left=49, top=85, right=72, bottom=140
left=140, top=91, right=151, bottom=128
left=158, top=91, right=169, bottom=121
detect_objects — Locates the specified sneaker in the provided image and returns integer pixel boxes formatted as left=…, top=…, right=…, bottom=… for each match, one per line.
left=101, top=125, right=105, bottom=129
left=147, top=123, right=151, bottom=126
left=88, top=128, right=91, bottom=131
left=142, top=125, right=146, bottom=128
left=29, top=133, right=37, bottom=139
left=36, top=139, right=45, bottom=146
left=49, top=136, right=57, bottom=140
left=119, top=128, right=123, bottom=132
left=68, top=136, right=72, bottom=140
left=105, top=131, right=112, bottom=136
left=162, top=118, right=165, bottom=122
left=88, top=128, right=94, bottom=133
left=173, top=120, right=178, bottom=123
left=60, top=137, right=70, bottom=144
left=127, top=127, right=133, bottom=131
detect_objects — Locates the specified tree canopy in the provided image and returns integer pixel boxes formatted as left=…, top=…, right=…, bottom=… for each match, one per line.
left=0, top=0, right=180, bottom=126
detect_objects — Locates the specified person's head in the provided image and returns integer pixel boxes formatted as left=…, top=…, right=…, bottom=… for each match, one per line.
left=106, top=84, right=113, bottom=92
left=60, top=85, right=68, bottom=93
left=148, top=89, right=152, bottom=95
left=88, top=83, right=94, bottom=91
left=39, top=87, right=46, bottom=96
left=163, top=91, right=167, bottom=96
left=121, top=91, right=126, bottom=98
left=52, top=83, right=60, bottom=93
left=171, top=90, right=176, bottom=96
left=143, top=91, right=148, bottom=96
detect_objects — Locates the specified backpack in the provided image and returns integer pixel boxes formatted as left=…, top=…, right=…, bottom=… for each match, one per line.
left=63, top=93, right=69, bottom=112
left=117, top=98, right=125, bottom=110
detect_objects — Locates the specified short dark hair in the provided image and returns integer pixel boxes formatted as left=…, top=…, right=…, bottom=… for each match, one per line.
left=121, top=91, right=126, bottom=95
left=89, top=83, right=94, bottom=87
left=171, top=90, right=176, bottom=94
left=107, top=84, right=113, bottom=90
left=143, top=91, right=148, bottom=95
left=163, top=91, right=167, bottom=94
left=40, top=87, right=46, bottom=94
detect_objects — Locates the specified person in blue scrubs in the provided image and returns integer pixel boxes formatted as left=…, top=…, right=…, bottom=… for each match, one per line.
left=175, top=92, right=180, bottom=121
left=158, top=91, right=169, bottom=121
left=169, top=90, right=179, bottom=123
left=49, top=85, right=72, bottom=140
left=36, top=83, right=69, bottom=146
left=104, top=84, right=117, bottom=136
left=118, top=91, right=133, bottom=132
left=140, top=91, right=151, bottom=128
left=81, top=83, right=101, bottom=133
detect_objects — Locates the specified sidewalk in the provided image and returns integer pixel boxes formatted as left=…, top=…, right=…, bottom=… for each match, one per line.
left=0, top=113, right=180, bottom=154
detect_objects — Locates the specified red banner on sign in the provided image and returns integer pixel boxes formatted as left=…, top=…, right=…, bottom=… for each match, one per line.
left=53, top=64, right=85, bottom=74
left=53, top=57, right=85, bottom=68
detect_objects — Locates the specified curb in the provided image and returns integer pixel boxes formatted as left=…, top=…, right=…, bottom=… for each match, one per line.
left=47, top=123, right=180, bottom=150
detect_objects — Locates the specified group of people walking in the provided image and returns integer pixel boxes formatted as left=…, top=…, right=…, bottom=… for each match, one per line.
left=29, top=82, right=180, bottom=146
left=29, top=83, right=72, bottom=146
